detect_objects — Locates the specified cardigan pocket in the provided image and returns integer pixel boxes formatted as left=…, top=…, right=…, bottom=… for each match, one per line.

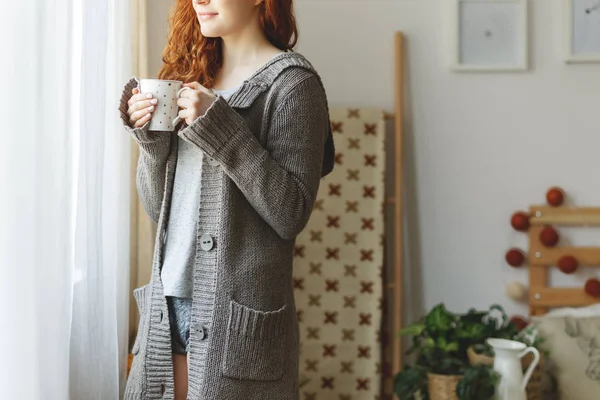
left=131, top=284, right=150, bottom=355
left=221, top=299, right=288, bottom=381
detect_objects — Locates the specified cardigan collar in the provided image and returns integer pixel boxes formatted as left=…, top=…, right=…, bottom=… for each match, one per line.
left=226, top=51, right=321, bottom=109
left=224, top=51, right=335, bottom=178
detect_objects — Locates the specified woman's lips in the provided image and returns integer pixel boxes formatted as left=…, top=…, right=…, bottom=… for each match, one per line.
left=198, top=13, right=218, bottom=21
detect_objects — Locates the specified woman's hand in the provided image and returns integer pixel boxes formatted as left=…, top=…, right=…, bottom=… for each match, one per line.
left=126, top=88, right=158, bottom=128
left=177, top=82, right=217, bottom=126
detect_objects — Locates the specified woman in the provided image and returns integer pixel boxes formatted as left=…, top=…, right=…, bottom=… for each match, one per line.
left=118, top=0, right=334, bottom=398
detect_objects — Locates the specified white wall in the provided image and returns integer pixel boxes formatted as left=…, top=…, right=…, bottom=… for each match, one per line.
left=148, top=0, right=600, bottom=323
left=292, top=0, right=600, bottom=322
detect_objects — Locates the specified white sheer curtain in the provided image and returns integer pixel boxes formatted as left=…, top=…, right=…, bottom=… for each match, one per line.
left=1, top=1, right=132, bottom=399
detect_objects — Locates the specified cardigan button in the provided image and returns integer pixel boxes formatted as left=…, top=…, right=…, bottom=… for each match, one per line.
left=195, top=324, right=207, bottom=340
left=200, top=234, right=214, bottom=251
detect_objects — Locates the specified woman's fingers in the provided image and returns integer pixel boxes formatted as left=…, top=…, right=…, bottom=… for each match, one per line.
left=125, top=88, right=156, bottom=128
left=176, top=97, right=187, bottom=108
left=182, top=82, right=207, bottom=93
left=128, top=90, right=154, bottom=107
left=134, top=112, right=152, bottom=128
left=131, top=111, right=152, bottom=128
left=177, top=108, right=189, bottom=121
left=129, top=98, right=157, bottom=114
left=127, top=97, right=158, bottom=127
left=129, top=103, right=156, bottom=128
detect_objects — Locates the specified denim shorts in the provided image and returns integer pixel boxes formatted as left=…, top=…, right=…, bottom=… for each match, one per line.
left=166, top=296, right=192, bottom=354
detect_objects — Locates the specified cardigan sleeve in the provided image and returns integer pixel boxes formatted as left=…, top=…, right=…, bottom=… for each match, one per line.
left=118, top=76, right=172, bottom=224
left=177, top=75, right=331, bottom=240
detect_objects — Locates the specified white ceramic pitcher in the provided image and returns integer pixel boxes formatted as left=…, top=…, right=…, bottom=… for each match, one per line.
left=486, top=338, right=540, bottom=400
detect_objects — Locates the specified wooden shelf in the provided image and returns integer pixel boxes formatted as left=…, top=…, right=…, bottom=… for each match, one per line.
left=528, top=247, right=600, bottom=266
left=529, top=287, right=599, bottom=308
left=529, top=206, right=600, bottom=226
left=527, top=206, right=600, bottom=316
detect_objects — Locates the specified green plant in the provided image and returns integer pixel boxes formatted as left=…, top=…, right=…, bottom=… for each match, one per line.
left=469, top=310, right=549, bottom=359
left=400, top=304, right=515, bottom=372
left=400, top=304, right=465, bottom=374
left=394, top=363, right=498, bottom=400
left=394, top=303, right=504, bottom=400
left=455, top=364, right=499, bottom=400
left=514, top=324, right=549, bottom=357
left=394, top=364, right=428, bottom=400
left=469, top=304, right=520, bottom=357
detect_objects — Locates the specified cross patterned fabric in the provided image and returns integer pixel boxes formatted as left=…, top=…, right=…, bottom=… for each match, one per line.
left=293, top=108, right=386, bottom=400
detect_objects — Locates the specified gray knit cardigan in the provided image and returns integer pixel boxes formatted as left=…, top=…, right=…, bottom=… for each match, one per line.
left=118, top=52, right=334, bottom=400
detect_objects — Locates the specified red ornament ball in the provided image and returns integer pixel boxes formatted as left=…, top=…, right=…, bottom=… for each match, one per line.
left=558, top=255, right=578, bottom=274
left=505, top=248, right=526, bottom=267
left=546, top=187, right=565, bottom=207
left=539, top=226, right=559, bottom=247
left=585, top=279, right=600, bottom=298
left=511, top=211, right=530, bottom=232
left=510, top=316, right=529, bottom=331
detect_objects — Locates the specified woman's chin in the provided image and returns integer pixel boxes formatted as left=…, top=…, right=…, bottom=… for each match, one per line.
left=199, top=26, right=221, bottom=38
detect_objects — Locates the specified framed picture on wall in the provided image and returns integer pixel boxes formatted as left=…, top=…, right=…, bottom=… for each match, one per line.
left=451, top=0, right=529, bottom=72
left=565, top=0, right=600, bottom=63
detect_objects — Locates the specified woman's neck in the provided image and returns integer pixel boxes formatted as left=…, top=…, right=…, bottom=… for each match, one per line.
left=221, top=39, right=279, bottom=70
left=211, top=10, right=285, bottom=90
left=213, top=38, right=282, bottom=91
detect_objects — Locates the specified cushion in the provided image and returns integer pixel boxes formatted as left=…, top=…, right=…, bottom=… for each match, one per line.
left=542, top=304, right=600, bottom=319
left=531, top=315, right=600, bottom=400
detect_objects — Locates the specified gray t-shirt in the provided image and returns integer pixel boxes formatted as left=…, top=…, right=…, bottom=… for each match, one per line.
left=160, top=85, right=239, bottom=298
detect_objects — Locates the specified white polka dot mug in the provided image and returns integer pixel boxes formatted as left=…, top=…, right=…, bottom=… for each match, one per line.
left=135, top=78, right=191, bottom=131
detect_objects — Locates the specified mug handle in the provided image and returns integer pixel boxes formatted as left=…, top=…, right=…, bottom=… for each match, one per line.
left=172, top=86, right=192, bottom=127
left=518, top=346, right=540, bottom=391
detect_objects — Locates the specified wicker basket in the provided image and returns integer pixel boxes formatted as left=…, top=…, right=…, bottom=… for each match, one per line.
left=466, top=346, right=494, bottom=366
left=467, top=346, right=543, bottom=400
left=523, top=354, right=544, bottom=400
left=427, top=372, right=462, bottom=400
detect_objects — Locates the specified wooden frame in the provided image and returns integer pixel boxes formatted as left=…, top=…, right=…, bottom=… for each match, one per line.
left=381, top=31, right=405, bottom=396
left=451, top=0, right=529, bottom=72
left=527, top=205, right=600, bottom=316
left=564, top=0, right=600, bottom=63
left=392, top=31, right=405, bottom=374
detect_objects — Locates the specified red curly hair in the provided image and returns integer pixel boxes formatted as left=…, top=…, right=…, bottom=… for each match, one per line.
left=157, top=0, right=298, bottom=88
